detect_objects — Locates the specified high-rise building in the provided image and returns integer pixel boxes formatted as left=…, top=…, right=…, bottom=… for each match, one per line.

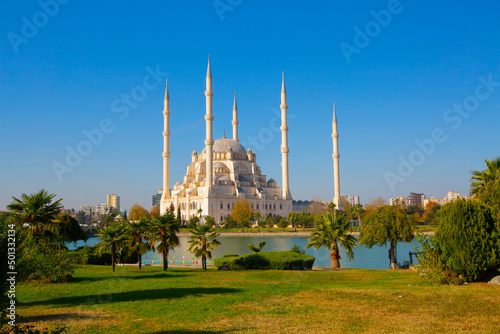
left=152, top=189, right=162, bottom=207
left=408, top=193, right=425, bottom=207
left=159, top=58, right=293, bottom=223
left=341, top=195, right=360, bottom=207
left=106, top=194, right=120, bottom=211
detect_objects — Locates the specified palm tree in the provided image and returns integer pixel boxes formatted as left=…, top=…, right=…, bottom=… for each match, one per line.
left=7, top=189, right=63, bottom=237
left=126, top=218, right=151, bottom=269
left=147, top=212, right=180, bottom=271
left=264, top=215, right=272, bottom=232
left=470, top=157, right=500, bottom=196
left=306, top=212, right=356, bottom=268
left=94, top=223, right=127, bottom=272
left=288, top=212, right=297, bottom=232
left=188, top=225, right=220, bottom=270
left=350, top=203, right=364, bottom=231
left=253, top=212, right=262, bottom=231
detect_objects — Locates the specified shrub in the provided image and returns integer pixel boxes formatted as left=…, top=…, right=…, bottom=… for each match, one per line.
left=69, top=246, right=137, bottom=266
left=222, top=254, right=239, bottom=258
left=417, top=199, right=500, bottom=282
left=214, top=251, right=315, bottom=270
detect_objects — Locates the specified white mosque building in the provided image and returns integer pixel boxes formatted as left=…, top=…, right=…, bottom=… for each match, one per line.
left=159, top=58, right=293, bottom=223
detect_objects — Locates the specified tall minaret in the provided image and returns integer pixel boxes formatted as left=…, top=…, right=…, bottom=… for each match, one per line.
left=204, top=56, right=214, bottom=196
left=161, top=80, right=171, bottom=203
left=280, top=73, right=292, bottom=200
left=332, top=103, right=343, bottom=210
left=232, top=92, right=239, bottom=142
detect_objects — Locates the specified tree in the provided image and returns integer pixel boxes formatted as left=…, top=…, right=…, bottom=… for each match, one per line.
left=7, top=189, right=63, bottom=237
left=288, top=212, right=298, bottom=232
left=348, top=203, right=364, bottom=232
left=253, top=212, right=262, bottom=231
left=94, top=222, right=127, bottom=272
left=470, top=157, right=500, bottom=196
left=204, top=216, right=215, bottom=228
left=364, top=196, right=387, bottom=215
left=263, top=215, right=272, bottom=232
left=188, top=225, right=220, bottom=270
left=147, top=212, right=180, bottom=271
left=248, top=241, right=266, bottom=253
left=188, top=216, right=200, bottom=228
left=359, top=205, right=414, bottom=269
left=238, top=213, right=251, bottom=232
left=257, top=216, right=267, bottom=231
left=231, top=199, right=253, bottom=232
left=150, top=206, right=160, bottom=217
left=308, top=196, right=327, bottom=214
left=129, top=203, right=149, bottom=221
left=306, top=212, right=356, bottom=268
left=126, top=218, right=151, bottom=269
left=431, top=199, right=500, bottom=281
left=51, top=213, right=88, bottom=243
left=477, top=178, right=500, bottom=219
left=223, top=214, right=237, bottom=229
left=277, top=217, right=288, bottom=232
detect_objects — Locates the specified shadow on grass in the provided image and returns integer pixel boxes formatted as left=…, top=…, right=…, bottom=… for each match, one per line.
left=71, top=271, right=189, bottom=283
left=21, top=287, right=241, bottom=307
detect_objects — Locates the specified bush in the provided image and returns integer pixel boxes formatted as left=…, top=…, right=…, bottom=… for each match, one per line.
left=417, top=199, right=500, bottom=282
left=69, top=246, right=138, bottom=265
left=214, top=251, right=315, bottom=270
left=222, top=254, right=239, bottom=258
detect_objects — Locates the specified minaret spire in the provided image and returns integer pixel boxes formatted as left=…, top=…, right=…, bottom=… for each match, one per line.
left=161, top=79, right=171, bottom=208
left=280, top=72, right=292, bottom=200
left=232, top=92, right=239, bottom=142
left=332, top=103, right=343, bottom=210
left=204, top=56, right=214, bottom=197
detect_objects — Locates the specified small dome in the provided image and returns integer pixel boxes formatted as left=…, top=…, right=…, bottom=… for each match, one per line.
left=192, top=148, right=197, bottom=155
left=268, top=178, right=277, bottom=184
left=175, top=181, right=182, bottom=186
left=247, top=146, right=252, bottom=153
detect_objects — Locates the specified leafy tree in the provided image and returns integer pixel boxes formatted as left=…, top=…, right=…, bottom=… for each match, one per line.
left=248, top=241, right=266, bottom=253
left=297, top=212, right=315, bottom=230
left=176, top=206, right=182, bottom=220
left=288, top=212, right=298, bottom=232
left=7, top=189, right=63, bottom=237
left=306, top=212, right=356, bottom=268
left=405, top=205, right=424, bottom=216
left=291, top=244, right=306, bottom=254
left=257, top=216, right=267, bottom=231
left=223, top=214, right=237, bottom=229
left=94, top=222, right=127, bottom=272
left=51, top=213, right=88, bottom=243
left=187, top=225, right=220, bottom=270
left=126, top=218, right=151, bottom=269
left=430, top=199, right=500, bottom=281
left=147, top=212, right=180, bottom=270
left=204, top=216, right=215, bottom=228
left=263, top=215, right=272, bottom=232
left=129, top=203, right=149, bottom=221
left=232, top=199, right=252, bottom=231
left=476, top=178, right=500, bottom=219
left=359, top=205, right=414, bottom=269
left=277, top=217, right=288, bottom=231
left=188, top=216, right=200, bottom=228
left=364, top=196, right=387, bottom=215
left=470, top=157, right=500, bottom=196
left=150, top=206, right=160, bottom=217
left=74, top=210, right=87, bottom=225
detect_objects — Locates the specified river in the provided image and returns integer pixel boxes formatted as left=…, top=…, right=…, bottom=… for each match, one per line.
left=69, top=235, right=421, bottom=269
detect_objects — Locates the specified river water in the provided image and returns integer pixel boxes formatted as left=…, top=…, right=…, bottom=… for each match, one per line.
left=70, top=235, right=421, bottom=269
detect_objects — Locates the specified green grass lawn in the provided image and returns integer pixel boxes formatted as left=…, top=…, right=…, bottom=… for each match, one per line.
left=16, top=265, right=499, bottom=333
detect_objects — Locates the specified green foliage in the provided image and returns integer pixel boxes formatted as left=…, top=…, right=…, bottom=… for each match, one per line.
left=476, top=178, right=500, bottom=218
left=222, top=254, right=239, bottom=258
left=431, top=199, right=499, bottom=281
left=0, top=324, right=67, bottom=333
left=188, top=225, right=220, bottom=270
left=204, top=216, right=215, bottom=228
left=94, top=222, right=128, bottom=272
left=470, top=157, right=500, bottom=196
left=214, top=251, right=315, bottom=270
left=69, top=246, right=137, bottom=266
left=291, top=244, right=305, bottom=254
left=277, top=217, right=288, bottom=231
left=188, top=216, right=199, bottom=228
left=306, top=212, right=356, bottom=268
left=51, top=214, right=88, bottom=243
left=223, top=215, right=237, bottom=229
left=248, top=241, right=266, bottom=253
left=147, top=212, right=180, bottom=271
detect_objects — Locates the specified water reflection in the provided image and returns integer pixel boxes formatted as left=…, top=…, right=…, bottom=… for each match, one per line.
left=71, top=235, right=421, bottom=269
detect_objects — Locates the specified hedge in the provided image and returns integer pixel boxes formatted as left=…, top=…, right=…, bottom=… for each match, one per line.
left=214, top=251, right=315, bottom=270
left=69, top=246, right=139, bottom=265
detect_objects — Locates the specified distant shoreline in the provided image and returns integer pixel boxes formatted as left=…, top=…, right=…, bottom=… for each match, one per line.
left=177, top=231, right=435, bottom=237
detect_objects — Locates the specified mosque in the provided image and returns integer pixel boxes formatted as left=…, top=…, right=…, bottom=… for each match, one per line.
left=159, top=58, right=294, bottom=223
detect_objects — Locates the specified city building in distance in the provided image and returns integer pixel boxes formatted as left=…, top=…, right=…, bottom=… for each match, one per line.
left=106, top=194, right=120, bottom=212
left=422, top=191, right=462, bottom=208
left=159, top=58, right=293, bottom=223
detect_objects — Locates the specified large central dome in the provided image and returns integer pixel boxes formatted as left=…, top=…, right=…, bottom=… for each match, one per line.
left=202, top=137, right=247, bottom=154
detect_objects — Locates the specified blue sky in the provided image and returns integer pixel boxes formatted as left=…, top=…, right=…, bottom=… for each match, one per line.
left=1, top=1, right=499, bottom=211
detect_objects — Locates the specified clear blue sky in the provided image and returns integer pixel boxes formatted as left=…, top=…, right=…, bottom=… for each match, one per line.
left=1, top=1, right=499, bottom=211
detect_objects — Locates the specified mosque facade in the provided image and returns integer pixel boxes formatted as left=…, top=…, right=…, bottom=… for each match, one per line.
left=159, top=58, right=293, bottom=223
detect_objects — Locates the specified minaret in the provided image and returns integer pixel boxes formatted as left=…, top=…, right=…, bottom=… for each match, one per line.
left=280, top=73, right=292, bottom=200
left=204, top=56, right=214, bottom=196
left=161, top=80, right=171, bottom=203
left=232, top=92, right=239, bottom=142
left=332, top=103, right=343, bottom=210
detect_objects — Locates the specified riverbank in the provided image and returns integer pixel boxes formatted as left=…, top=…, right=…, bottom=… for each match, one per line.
left=177, top=230, right=435, bottom=237
left=16, top=265, right=499, bottom=333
